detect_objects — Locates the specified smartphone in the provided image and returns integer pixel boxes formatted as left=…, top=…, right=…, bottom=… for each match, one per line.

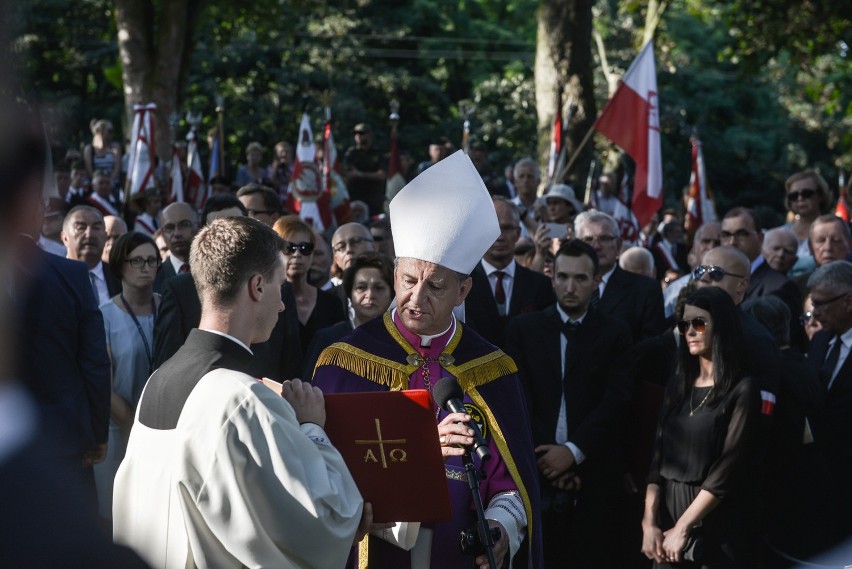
left=544, top=223, right=569, bottom=239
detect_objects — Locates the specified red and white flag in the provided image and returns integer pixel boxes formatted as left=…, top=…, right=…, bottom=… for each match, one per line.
left=288, top=113, right=329, bottom=229
left=168, top=145, right=184, bottom=204
left=836, top=172, right=850, bottom=222
left=185, top=132, right=206, bottom=209
left=127, top=103, right=157, bottom=197
left=594, top=42, right=662, bottom=227
left=547, top=93, right=563, bottom=181
left=386, top=126, right=406, bottom=202
left=685, top=136, right=717, bottom=235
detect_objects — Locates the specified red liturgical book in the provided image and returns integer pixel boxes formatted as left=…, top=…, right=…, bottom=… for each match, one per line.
left=323, top=389, right=452, bottom=523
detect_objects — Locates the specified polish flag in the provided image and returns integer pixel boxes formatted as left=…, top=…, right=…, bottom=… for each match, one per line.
left=168, top=145, right=184, bottom=204
left=594, top=42, right=662, bottom=227
left=186, top=131, right=206, bottom=209
left=547, top=92, right=563, bottom=181
left=288, top=113, right=329, bottom=229
left=836, top=172, right=850, bottom=223
left=760, top=390, right=776, bottom=416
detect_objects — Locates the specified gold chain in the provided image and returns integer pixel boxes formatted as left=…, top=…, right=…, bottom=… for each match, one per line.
left=689, top=385, right=714, bottom=416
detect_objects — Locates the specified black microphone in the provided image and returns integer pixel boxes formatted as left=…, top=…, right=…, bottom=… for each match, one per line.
left=432, top=377, right=491, bottom=462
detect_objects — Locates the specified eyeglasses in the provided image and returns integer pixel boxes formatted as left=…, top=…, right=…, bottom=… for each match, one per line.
left=283, top=241, right=315, bottom=256
left=581, top=235, right=616, bottom=246
left=720, top=229, right=756, bottom=242
left=163, top=220, right=194, bottom=233
left=125, top=256, right=160, bottom=269
left=787, top=189, right=816, bottom=201
left=677, top=317, right=708, bottom=335
left=811, top=292, right=849, bottom=310
left=799, top=311, right=816, bottom=326
left=693, top=265, right=747, bottom=282
left=332, top=236, right=373, bottom=254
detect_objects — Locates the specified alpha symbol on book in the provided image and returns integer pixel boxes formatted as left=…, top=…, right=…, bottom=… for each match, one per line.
left=356, top=418, right=408, bottom=468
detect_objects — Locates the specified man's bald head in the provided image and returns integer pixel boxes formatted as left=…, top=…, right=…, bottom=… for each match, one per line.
left=698, top=246, right=750, bottom=305
left=160, top=202, right=198, bottom=261
left=619, top=246, right=655, bottom=279
left=331, top=222, right=375, bottom=271
left=762, top=227, right=799, bottom=273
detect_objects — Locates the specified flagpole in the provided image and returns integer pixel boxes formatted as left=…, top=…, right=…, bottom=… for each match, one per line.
left=555, top=121, right=598, bottom=185
left=215, top=95, right=225, bottom=178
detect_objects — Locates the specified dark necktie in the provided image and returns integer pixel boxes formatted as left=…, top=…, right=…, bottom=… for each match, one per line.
left=821, top=336, right=842, bottom=388
left=493, top=271, right=506, bottom=303
left=179, top=263, right=190, bottom=274
left=561, top=320, right=579, bottom=381
left=89, top=272, right=99, bottom=303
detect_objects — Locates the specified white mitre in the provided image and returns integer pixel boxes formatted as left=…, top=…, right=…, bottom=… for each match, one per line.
left=389, top=150, right=500, bottom=275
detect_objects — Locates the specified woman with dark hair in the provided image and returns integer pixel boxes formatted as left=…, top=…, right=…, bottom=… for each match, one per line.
left=272, top=216, right=345, bottom=351
left=302, top=250, right=394, bottom=378
left=642, top=287, right=762, bottom=568
left=94, top=231, right=161, bottom=518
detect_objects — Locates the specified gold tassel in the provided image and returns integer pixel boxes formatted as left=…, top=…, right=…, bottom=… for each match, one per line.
left=315, top=343, right=413, bottom=391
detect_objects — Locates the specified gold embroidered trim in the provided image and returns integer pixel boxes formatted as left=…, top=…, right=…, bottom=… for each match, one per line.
left=467, top=387, right=535, bottom=547
left=314, top=343, right=414, bottom=390
left=358, top=535, right=369, bottom=569
left=445, top=467, right=467, bottom=482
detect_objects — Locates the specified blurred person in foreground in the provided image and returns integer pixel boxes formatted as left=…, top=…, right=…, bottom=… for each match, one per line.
left=113, top=217, right=369, bottom=568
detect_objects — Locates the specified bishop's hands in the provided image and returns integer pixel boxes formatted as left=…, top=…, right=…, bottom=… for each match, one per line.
left=281, top=378, right=326, bottom=428
left=437, top=412, right=476, bottom=460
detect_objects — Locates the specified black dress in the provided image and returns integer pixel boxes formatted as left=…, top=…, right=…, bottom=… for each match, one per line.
left=648, top=377, right=763, bottom=568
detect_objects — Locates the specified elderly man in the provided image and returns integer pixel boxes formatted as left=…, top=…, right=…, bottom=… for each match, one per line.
left=807, top=261, right=852, bottom=543
left=466, top=197, right=555, bottom=348
left=61, top=205, right=121, bottom=306
left=313, top=151, right=542, bottom=568
left=575, top=210, right=665, bottom=341
left=101, top=214, right=127, bottom=265
left=510, top=158, right=541, bottom=235
left=810, top=214, right=852, bottom=267
left=763, top=227, right=800, bottom=274
left=331, top=222, right=376, bottom=284
left=158, top=202, right=198, bottom=284
left=620, top=246, right=656, bottom=280
left=662, top=221, right=721, bottom=317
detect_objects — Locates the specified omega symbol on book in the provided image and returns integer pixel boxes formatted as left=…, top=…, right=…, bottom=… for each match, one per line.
left=356, top=418, right=408, bottom=468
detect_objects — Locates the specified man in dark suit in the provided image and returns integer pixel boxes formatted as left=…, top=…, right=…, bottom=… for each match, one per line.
left=807, top=260, right=852, bottom=541
left=575, top=210, right=665, bottom=341
left=153, top=272, right=303, bottom=380
left=721, top=206, right=804, bottom=346
left=505, top=239, right=633, bottom=568
left=156, top=202, right=198, bottom=289
left=465, top=197, right=555, bottom=348
left=61, top=205, right=122, bottom=305
left=13, top=183, right=111, bottom=508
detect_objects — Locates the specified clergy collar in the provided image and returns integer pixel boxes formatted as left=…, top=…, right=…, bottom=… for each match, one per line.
left=556, top=303, right=586, bottom=325
left=391, top=308, right=455, bottom=348
left=199, top=328, right=254, bottom=355
left=481, top=258, right=516, bottom=279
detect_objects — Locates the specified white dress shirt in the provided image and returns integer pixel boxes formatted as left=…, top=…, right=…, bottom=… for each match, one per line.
left=554, top=304, right=587, bottom=465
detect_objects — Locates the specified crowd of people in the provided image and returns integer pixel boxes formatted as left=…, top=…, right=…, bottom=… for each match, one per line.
left=3, top=102, right=852, bottom=569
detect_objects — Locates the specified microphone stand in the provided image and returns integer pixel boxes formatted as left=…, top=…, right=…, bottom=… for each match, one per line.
left=462, top=449, right=498, bottom=569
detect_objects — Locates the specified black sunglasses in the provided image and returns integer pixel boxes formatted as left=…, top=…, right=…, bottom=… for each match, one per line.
left=693, top=265, right=747, bottom=282
left=283, top=241, right=315, bottom=256
left=787, top=189, right=816, bottom=201
left=677, top=317, right=708, bottom=335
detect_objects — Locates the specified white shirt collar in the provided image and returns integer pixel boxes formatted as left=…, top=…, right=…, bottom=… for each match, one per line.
left=168, top=253, right=187, bottom=274
left=481, top=258, right=516, bottom=279
left=200, top=329, right=254, bottom=355
left=90, top=260, right=106, bottom=281
left=750, top=255, right=765, bottom=274
left=555, top=303, right=587, bottom=325
left=601, top=264, right=616, bottom=285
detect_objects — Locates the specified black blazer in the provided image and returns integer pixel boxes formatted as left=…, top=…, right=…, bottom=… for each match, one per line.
left=102, top=262, right=122, bottom=298
left=745, top=261, right=805, bottom=350
left=808, top=331, right=852, bottom=480
left=465, top=262, right=556, bottom=349
left=598, top=265, right=665, bottom=342
left=152, top=273, right=303, bottom=380
left=505, top=305, right=634, bottom=463
left=15, top=239, right=111, bottom=456
left=153, top=257, right=180, bottom=294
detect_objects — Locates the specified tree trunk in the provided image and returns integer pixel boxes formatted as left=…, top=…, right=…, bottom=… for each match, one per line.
left=114, top=0, right=206, bottom=164
left=534, top=0, right=595, bottom=190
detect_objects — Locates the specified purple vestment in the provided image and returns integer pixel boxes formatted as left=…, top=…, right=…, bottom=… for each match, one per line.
left=313, top=312, right=543, bottom=568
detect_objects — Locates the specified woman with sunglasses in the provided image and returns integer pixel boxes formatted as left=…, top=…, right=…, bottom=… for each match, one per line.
left=273, top=216, right=345, bottom=351
left=94, top=231, right=161, bottom=519
left=782, top=170, right=834, bottom=276
left=642, top=287, right=762, bottom=568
